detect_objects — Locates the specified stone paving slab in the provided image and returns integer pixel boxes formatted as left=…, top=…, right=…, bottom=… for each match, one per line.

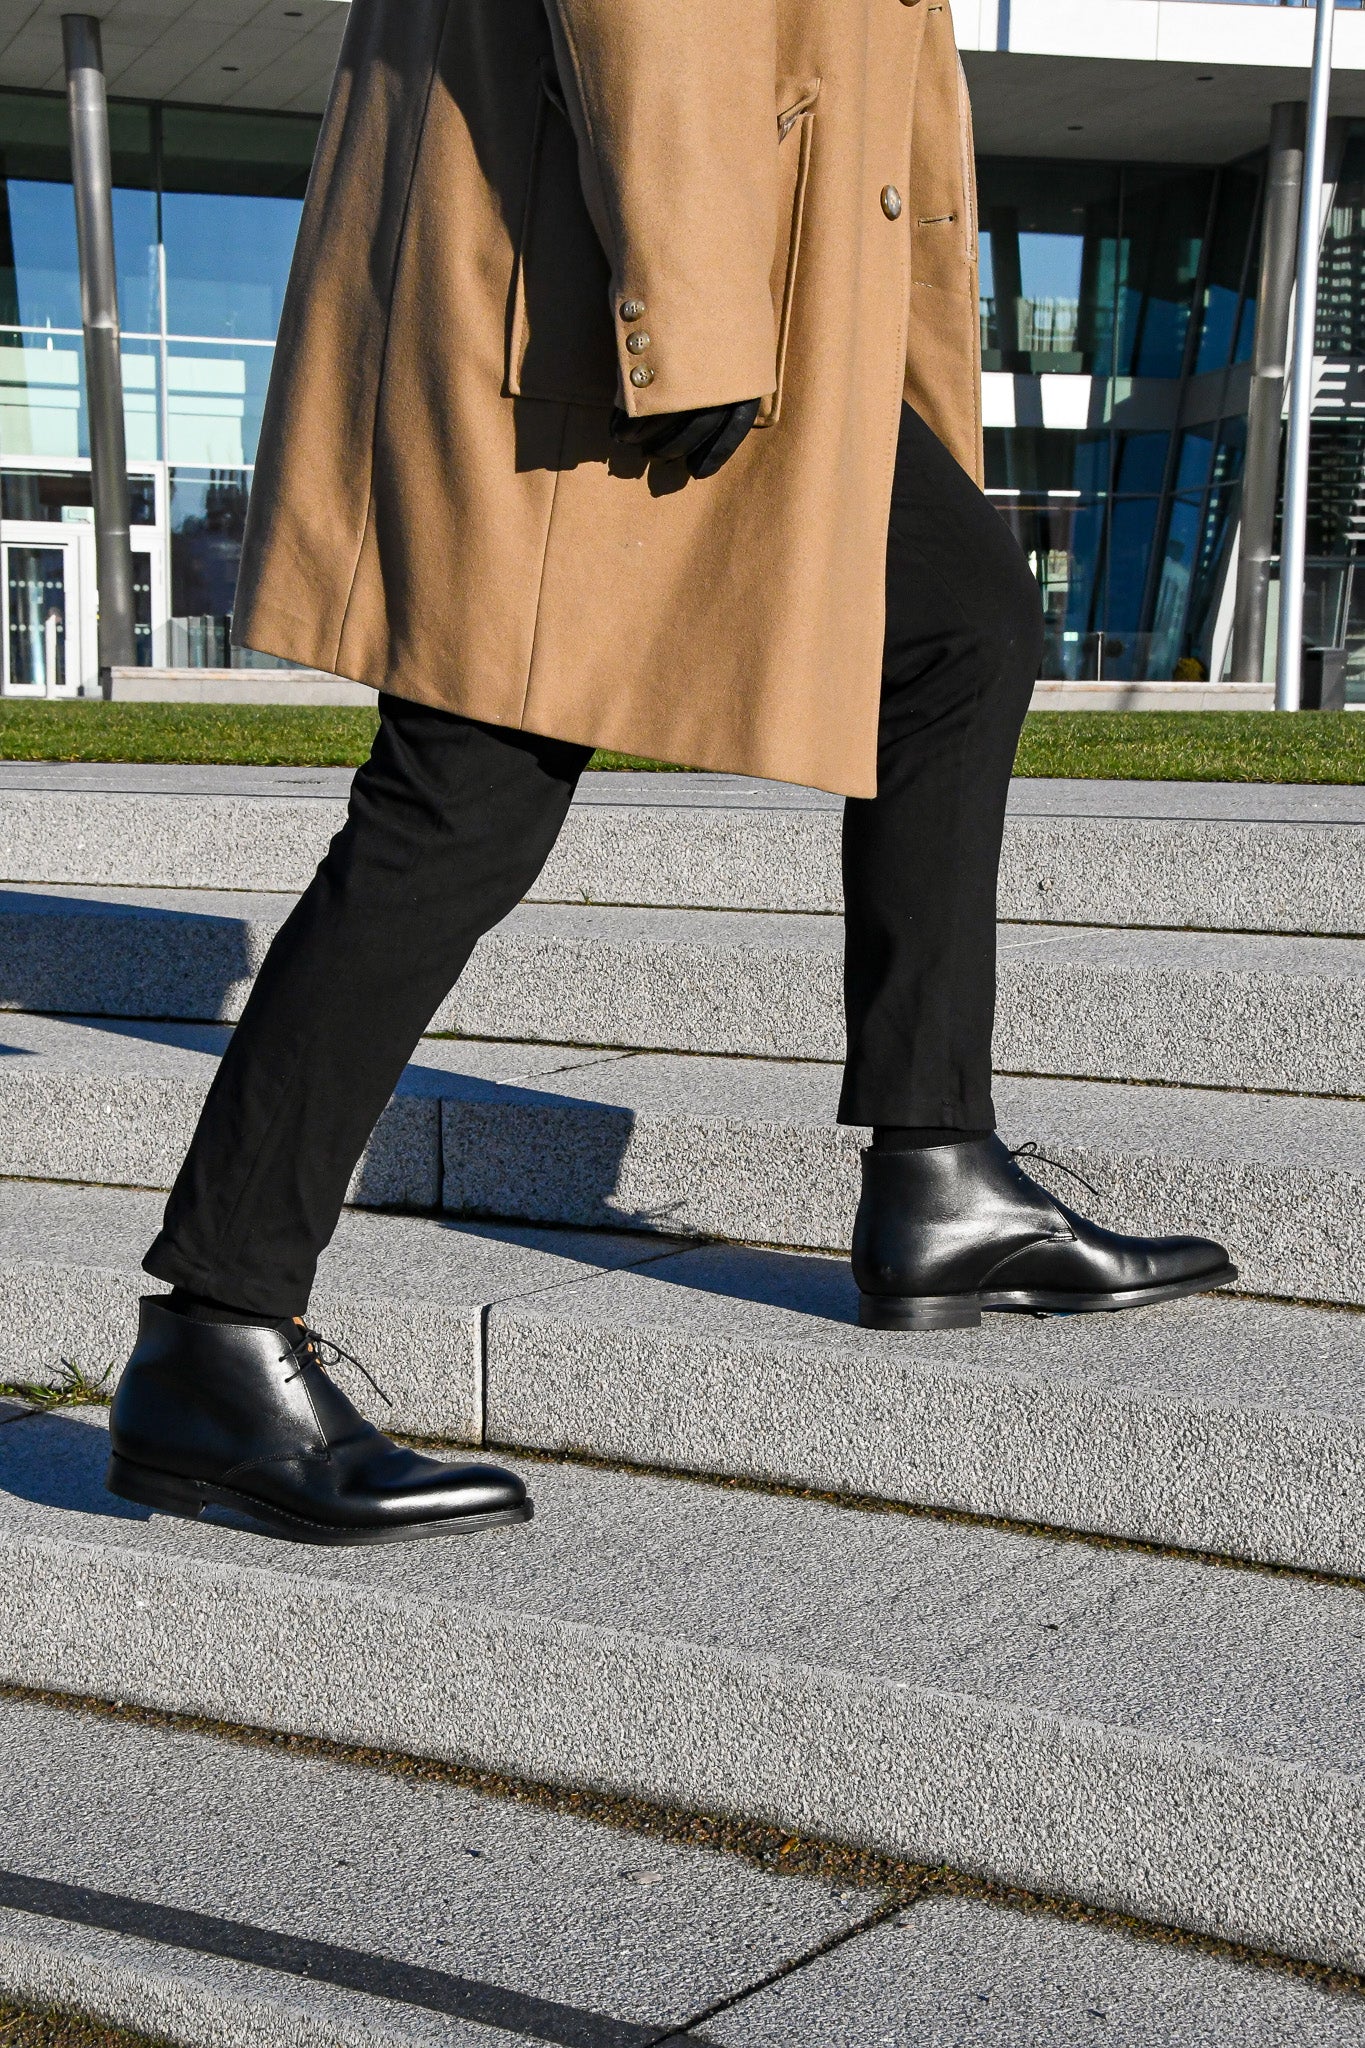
left=0, top=771, right=1360, bottom=932
left=0, top=1013, right=628, bottom=1210
left=0, top=1180, right=673, bottom=1436
left=1, top=1173, right=1356, bottom=1566
left=487, top=1253, right=1362, bottom=1575
left=0, top=1692, right=871, bottom=2047
left=0, top=1017, right=1353, bottom=1303
left=692, top=1894, right=1365, bottom=2046
left=2, top=1415, right=1364, bottom=1969
left=443, top=1053, right=1365, bottom=1304
left=0, top=888, right=1342, bottom=1097
left=446, top=907, right=1365, bottom=1091
left=6, top=887, right=1360, bottom=1091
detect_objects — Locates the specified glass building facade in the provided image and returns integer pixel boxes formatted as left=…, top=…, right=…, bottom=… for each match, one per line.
left=979, top=156, right=1262, bottom=684
left=2, top=76, right=1364, bottom=693
left=0, top=88, right=316, bottom=687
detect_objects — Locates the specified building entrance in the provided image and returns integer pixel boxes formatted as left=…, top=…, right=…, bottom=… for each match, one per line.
left=2, top=530, right=87, bottom=694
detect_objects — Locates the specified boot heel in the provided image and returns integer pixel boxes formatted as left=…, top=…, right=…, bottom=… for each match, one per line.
left=859, top=1294, right=981, bottom=1332
left=106, top=1454, right=207, bottom=1519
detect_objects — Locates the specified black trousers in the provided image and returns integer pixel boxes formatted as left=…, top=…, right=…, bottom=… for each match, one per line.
left=145, top=405, right=1042, bottom=1318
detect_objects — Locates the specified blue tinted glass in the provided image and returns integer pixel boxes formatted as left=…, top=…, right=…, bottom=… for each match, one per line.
left=1174, top=426, right=1215, bottom=493
left=162, top=191, right=303, bottom=339
left=2, top=181, right=79, bottom=328
left=1106, top=498, right=1159, bottom=631
left=115, top=187, right=161, bottom=335
left=1115, top=433, right=1169, bottom=495
left=170, top=468, right=250, bottom=618
left=1195, top=284, right=1238, bottom=374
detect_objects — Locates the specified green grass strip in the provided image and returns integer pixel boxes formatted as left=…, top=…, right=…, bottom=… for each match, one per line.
left=0, top=701, right=1360, bottom=782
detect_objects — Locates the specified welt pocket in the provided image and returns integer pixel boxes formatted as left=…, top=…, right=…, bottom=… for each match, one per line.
left=505, top=66, right=617, bottom=408
left=758, top=78, right=821, bottom=429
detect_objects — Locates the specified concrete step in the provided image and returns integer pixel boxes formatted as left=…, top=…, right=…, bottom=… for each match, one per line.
left=0, top=888, right=1361, bottom=1095
left=0, top=764, right=1361, bottom=934
left=440, top=1051, right=1365, bottom=1306
left=0, top=1016, right=1357, bottom=1305
left=2, top=1407, right=1364, bottom=1972
left=0, top=1178, right=1359, bottom=1574
left=3, top=1694, right=1359, bottom=2048
left=0, top=1178, right=670, bottom=1439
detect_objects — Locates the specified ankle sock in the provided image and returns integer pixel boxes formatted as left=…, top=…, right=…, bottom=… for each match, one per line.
left=871, top=1126, right=992, bottom=1152
left=165, top=1286, right=298, bottom=1334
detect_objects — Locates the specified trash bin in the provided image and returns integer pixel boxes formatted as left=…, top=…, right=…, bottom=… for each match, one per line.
left=1301, top=646, right=1348, bottom=711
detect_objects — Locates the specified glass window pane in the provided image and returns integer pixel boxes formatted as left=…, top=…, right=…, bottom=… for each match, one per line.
left=6, top=544, right=67, bottom=691
left=169, top=467, right=249, bottom=663
left=976, top=159, right=1121, bottom=376
left=161, top=108, right=317, bottom=339
left=1149, top=494, right=1203, bottom=676
left=0, top=93, right=156, bottom=336
left=1106, top=497, right=1159, bottom=634
left=0, top=334, right=82, bottom=457
left=984, top=427, right=1109, bottom=495
left=0, top=333, right=159, bottom=462
left=1117, top=168, right=1214, bottom=379
left=1114, top=432, right=1169, bottom=496
left=1194, top=167, right=1258, bottom=375
left=166, top=344, right=272, bottom=468
left=1, top=469, right=154, bottom=523
left=1174, top=425, right=1216, bottom=494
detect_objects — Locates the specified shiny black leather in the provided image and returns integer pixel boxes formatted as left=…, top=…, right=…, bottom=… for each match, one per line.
left=107, top=1298, right=531, bottom=1544
left=852, top=1135, right=1236, bottom=1330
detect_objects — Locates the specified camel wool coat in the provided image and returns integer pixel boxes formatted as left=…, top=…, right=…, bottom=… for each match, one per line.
left=233, top=0, right=983, bottom=798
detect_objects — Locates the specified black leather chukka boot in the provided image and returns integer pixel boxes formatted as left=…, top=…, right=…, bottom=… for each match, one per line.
left=107, top=1298, right=531, bottom=1544
left=853, top=1135, right=1236, bottom=1331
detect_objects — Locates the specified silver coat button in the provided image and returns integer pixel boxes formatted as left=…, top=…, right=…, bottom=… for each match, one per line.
left=626, top=332, right=652, bottom=354
left=881, top=185, right=903, bottom=220
left=620, top=299, right=646, bottom=322
left=629, top=365, right=655, bottom=387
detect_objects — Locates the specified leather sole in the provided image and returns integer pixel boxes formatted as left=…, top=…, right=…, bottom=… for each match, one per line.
left=105, top=1454, right=533, bottom=1546
left=859, top=1262, right=1240, bottom=1332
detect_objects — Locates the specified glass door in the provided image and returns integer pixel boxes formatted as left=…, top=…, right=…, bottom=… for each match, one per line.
left=3, top=542, right=75, bottom=695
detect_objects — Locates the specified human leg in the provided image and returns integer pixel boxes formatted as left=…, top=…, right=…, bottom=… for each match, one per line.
left=143, top=696, right=592, bottom=1319
left=843, top=407, right=1233, bottom=1327
left=111, top=699, right=591, bottom=1542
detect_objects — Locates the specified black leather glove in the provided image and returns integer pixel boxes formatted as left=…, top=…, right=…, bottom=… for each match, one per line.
left=610, top=398, right=761, bottom=479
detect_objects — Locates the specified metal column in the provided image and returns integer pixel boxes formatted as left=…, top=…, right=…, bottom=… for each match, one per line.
left=1277, top=0, right=1338, bottom=710
left=62, top=13, right=135, bottom=687
left=1229, top=103, right=1304, bottom=686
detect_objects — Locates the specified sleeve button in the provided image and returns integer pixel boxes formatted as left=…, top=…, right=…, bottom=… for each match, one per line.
left=626, top=332, right=652, bottom=354
left=629, top=365, right=655, bottom=387
left=620, top=300, right=647, bottom=321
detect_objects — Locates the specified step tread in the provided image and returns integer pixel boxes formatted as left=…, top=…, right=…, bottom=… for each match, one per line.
left=3, top=1411, right=1363, bottom=1966
left=7, top=885, right=1363, bottom=974
left=0, top=1691, right=865, bottom=2048
left=1, top=773, right=1362, bottom=935
left=3, top=1694, right=1358, bottom=2048
left=7, top=1411, right=1363, bottom=1780
left=700, top=1895, right=1365, bottom=2045
left=0, top=1179, right=672, bottom=1437
left=0, top=1176, right=1356, bottom=1570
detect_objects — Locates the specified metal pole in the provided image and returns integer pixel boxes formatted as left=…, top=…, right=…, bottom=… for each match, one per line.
left=62, top=14, right=135, bottom=687
left=1277, top=0, right=1337, bottom=711
left=1230, top=103, right=1304, bottom=684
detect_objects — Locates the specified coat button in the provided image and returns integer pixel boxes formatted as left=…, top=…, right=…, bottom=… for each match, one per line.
left=629, top=365, right=655, bottom=387
left=881, top=185, right=903, bottom=220
left=620, top=300, right=646, bottom=322
left=626, top=332, right=652, bottom=354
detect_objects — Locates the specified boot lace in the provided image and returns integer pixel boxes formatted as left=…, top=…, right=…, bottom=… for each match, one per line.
left=1008, top=1140, right=1101, bottom=1203
left=283, top=1326, right=393, bottom=1409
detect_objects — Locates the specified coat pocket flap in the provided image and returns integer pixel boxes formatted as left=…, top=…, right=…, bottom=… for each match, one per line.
left=777, top=79, right=822, bottom=139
